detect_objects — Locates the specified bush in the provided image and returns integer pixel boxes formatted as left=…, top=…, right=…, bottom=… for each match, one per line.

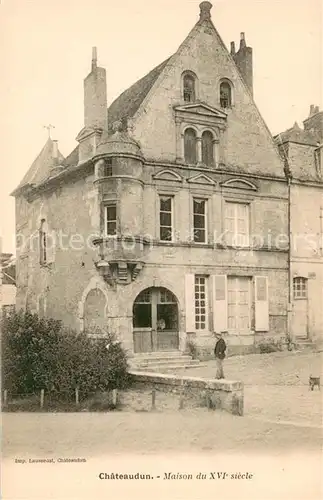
left=1, top=311, right=130, bottom=400
left=258, top=336, right=285, bottom=354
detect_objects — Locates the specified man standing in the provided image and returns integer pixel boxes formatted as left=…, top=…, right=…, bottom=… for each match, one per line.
left=214, top=333, right=226, bottom=379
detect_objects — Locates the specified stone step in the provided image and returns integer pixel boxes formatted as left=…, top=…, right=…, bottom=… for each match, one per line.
left=132, top=351, right=187, bottom=359
left=130, top=359, right=200, bottom=369
left=130, top=355, right=193, bottom=365
left=132, top=362, right=206, bottom=373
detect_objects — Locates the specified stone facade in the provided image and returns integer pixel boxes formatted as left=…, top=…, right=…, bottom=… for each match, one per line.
left=12, top=2, right=290, bottom=358
left=275, top=106, right=323, bottom=347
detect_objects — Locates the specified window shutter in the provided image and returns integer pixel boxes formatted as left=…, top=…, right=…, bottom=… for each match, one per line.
left=185, top=274, right=195, bottom=333
left=255, top=276, right=269, bottom=331
left=212, top=275, right=228, bottom=332
left=46, top=230, right=56, bottom=264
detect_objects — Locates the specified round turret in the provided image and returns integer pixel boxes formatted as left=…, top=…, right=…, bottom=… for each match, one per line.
left=94, top=120, right=143, bottom=160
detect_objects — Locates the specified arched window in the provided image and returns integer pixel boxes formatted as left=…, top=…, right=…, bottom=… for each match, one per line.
left=184, top=128, right=197, bottom=164
left=183, top=74, right=196, bottom=102
left=201, top=130, right=214, bottom=166
left=220, top=81, right=232, bottom=108
left=39, top=219, right=47, bottom=265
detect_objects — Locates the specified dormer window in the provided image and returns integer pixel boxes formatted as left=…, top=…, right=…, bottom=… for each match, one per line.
left=220, top=80, right=232, bottom=108
left=183, top=73, right=196, bottom=103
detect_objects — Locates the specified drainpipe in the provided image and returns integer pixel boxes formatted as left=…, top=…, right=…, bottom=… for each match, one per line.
left=287, top=175, right=293, bottom=348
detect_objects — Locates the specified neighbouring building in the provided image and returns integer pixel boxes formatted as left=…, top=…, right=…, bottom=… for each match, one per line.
left=0, top=253, right=16, bottom=319
left=275, top=106, right=323, bottom=348
left=12, top=2, right=289, bottom=359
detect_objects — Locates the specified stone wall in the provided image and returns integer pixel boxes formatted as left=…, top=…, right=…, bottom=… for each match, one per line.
left=128, top=370, right=244, bottom=416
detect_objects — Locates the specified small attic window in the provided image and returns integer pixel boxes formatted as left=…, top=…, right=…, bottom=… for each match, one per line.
left=220, top=80, right=232, bottom=108
left=183, top=73, right=196, bottom=103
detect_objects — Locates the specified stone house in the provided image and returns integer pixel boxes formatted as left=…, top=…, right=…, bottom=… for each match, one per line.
left=12, top=2, right=289, bottom=358
left=275, top=106, right=323, bottom=348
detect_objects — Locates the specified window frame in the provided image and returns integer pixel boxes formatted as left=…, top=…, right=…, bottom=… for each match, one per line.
left=194, top=275, right=209, bottom=331
left=293, top=277, right=308, bottom=300
left=159, top=194, right=174, bottom=242
left=182, top=71, right=197, bottom=103
left=39, top=219, right=47, bottom=266
left=201, top=129, right=216, bottom=167
left=224, top=201, right=250, bottom=248
left=183, top=126, right=198, bottom=165
left=192, top=197, right=208, bottom=244
left=219, top=79, right=234, bottom=109
left=104, top=202, right=117, bottom=237
left=227, top=276, right=251, bottom=333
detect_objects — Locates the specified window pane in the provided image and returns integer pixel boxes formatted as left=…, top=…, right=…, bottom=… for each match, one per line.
left=107, top=222, right=116, bottom=235
left=106, top=206, right=116, bottom=221
left=160, top=212, right=171, bottom=226
left=160, top=227, right=172, bottom=241
left=193, top=199, right=205, bottom=214
left=160, top=196, right=172, bottom=211
left=133, top=304, right=152, bottom=328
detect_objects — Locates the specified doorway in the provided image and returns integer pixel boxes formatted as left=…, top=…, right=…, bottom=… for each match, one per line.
left=133, top=287, right=179, bottom=353
left=291, top=277, right=308, bottom=339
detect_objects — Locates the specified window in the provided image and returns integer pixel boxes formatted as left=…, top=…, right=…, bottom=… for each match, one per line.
left=183, top=73, right=196, bottom=102
left=195, top=276, right=208, bottom=330
left=2, top=305, right=15, bottom=319
left=220, top=81, right=232, bottom=108
left=104, top=204, right=117, bottom=236
left=193, top=198, right=207, bottom=243
left=159, top=195, right=173, bottom=241
left=184, top=128, right=197, bottom=164
left=39, top=219, right=47, bottom=265
left=201, top=130, right=214, bottom=166
left=224, top=202, right=250, bottom=247
left=293, top=277, right=307, bottom=299
left=104, top=158, right=113, bottom=177
left=228, top=277, right=251, bottom=331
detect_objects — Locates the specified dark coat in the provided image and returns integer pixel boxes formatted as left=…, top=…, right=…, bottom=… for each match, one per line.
left=214, top=338, right=226, bottom=360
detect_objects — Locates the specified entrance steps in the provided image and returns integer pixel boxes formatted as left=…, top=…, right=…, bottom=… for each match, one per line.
left=128, top=352, right=203, bottom=373
left=294, top=337, right=317, bottom=352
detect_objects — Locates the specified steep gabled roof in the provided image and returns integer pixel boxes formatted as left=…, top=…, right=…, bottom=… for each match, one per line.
left=274, top=122, right=319, bottom=146
left=107, top=57, right=171, bottom=131
left=14, top=138, right=65, bottom=193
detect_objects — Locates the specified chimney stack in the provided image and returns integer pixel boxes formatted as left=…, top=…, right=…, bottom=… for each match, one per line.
left=303, top=105, right=323, bottom=142
left=232, top=32, right=253, bottom=96
left=84, top=47, right=107, bottom=130
left=199, top=1, right=212, bottom=21
left=240, top=32, right=246, bottom=49
left=230, top=41, right=236, bottom=55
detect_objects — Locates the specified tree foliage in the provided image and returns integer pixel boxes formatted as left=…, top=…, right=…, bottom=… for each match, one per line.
left=1, top=311, right=130, bottom=399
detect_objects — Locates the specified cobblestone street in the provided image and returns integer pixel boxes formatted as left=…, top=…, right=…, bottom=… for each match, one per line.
left=178, top=351, right=322, bottom=427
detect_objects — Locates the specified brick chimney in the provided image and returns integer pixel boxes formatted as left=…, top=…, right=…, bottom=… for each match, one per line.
left=232, top=32, right=253, bottom=96
left=303, top=105, right=323, bottom=142
left=84, top=47, right=107, bottom=129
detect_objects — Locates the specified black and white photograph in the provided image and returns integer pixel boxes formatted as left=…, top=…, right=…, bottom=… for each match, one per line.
left=0, top=1, right=322, bottom=498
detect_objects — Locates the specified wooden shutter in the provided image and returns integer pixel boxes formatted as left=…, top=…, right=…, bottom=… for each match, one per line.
left=185, top=274, right=195, bottom=333
left=255, top=276, right=269, bottom=331
left=212, top=275, right=228, bottom=332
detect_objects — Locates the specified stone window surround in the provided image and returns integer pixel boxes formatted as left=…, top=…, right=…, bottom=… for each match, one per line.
left=180, top=123, right=220, bottom=167
left=221, top=193, right=254, bottom=248
left=219, top=77, right=235, bottom=108
left=181, top=70, right=199, bottom=102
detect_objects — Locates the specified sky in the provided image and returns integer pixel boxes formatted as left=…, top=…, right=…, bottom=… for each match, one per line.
left=0, top=0, right=322, bottom=255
